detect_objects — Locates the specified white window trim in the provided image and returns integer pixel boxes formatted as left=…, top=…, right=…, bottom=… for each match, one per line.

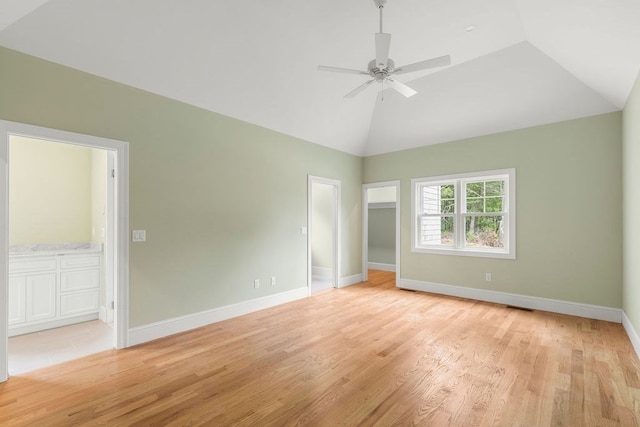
left=411, top=168, right=516, bottom=259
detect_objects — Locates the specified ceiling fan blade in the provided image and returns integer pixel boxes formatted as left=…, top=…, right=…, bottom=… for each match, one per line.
left=317, top=65, right=369, bottom=75
left=345, top=79, right=376, bottom=98
left=386, top=78, right=417, bottom=97
left=375, top=33, right=391, bottom=69
left=394, top=55, right=451, bottom=75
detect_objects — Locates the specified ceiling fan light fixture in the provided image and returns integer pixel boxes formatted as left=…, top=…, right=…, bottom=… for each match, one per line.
left=465, top=25, right=477, bottom=32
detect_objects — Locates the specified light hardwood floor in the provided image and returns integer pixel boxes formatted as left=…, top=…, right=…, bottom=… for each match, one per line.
left=1, top=270, right=639, bottom=426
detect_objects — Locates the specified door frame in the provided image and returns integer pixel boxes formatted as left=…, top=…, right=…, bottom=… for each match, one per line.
left=307, top=176, right=341, bottom=293
left=362, top=181, right=400, bottom=284
left=0, top=120, right=130, bottom=382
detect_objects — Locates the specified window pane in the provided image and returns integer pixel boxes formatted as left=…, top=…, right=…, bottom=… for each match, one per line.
left=464, top=215, right=504, bottom=248
left=420, top=216, right=454, bottom=246
left=485, top=180, right=504, bottom=197
left=466, top=198, right=484, bottom=213
left=486, top=196, right=503, bottom=213
left=441, top=199, right=455, bottom=214
left=466, top=180, right=505, bottom=214
left=466, top=182, right=483, bottom=198
left=421, top=184, right=455, bottom=215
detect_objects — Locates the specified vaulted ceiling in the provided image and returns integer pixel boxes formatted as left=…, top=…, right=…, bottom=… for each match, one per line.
left=1, top=0, right=639, bottom=156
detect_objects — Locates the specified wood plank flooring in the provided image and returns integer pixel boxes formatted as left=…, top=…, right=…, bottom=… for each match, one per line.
left=1, top=270, right=639, bottom=426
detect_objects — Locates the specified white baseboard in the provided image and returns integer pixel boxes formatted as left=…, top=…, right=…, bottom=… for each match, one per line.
left=128, top=287, right=309, bottom=346
left=398, top=278, right=622, bottom=323
left=623, top=311, right=640, bottom=360
left=368, top=262, right=396, bottom=272
left=339, top=274, right=363, bottom=288
left=312, top=266, right=332, bottom=279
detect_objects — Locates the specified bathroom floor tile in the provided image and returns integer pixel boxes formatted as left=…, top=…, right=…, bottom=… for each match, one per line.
left=8, top=320, right=113, bottom=375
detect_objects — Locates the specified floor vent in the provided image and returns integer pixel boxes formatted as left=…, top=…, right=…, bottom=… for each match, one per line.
left=506, top=305, right=534, bottom=312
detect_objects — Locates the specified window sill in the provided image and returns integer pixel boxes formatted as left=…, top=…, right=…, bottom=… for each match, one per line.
left=411, top=246, right=515, bottom=259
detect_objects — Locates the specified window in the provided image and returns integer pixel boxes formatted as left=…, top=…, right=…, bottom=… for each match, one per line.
left=411, top=169, right=515, bottom=259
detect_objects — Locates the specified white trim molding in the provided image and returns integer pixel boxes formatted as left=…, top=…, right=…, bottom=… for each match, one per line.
left=398, top=278, right=622, bottom=323
left=622, top=312, right=640, bottom=360
left=368, top=262, right=396, bottom=272
left=128, top=287, right=308, bottom=346
left=339, top=274, right=363, bottom=288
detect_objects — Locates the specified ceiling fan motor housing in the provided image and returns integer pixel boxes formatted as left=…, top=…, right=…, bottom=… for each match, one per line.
left=368, top=58, right=394, bottom=81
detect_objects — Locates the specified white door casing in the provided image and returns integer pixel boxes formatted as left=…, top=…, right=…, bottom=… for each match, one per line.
left=0, top=120, right=130, bottom=382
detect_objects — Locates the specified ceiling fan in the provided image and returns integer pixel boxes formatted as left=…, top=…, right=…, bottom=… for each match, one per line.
left=318, top=0, right=451, bottom=98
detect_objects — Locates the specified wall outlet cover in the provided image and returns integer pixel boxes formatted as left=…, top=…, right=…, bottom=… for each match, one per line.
left=132, top=230, right=146, bottom=242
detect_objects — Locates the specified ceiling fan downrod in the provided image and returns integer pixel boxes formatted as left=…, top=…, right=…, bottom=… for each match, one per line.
left=375, top=0, right=387, bottom=33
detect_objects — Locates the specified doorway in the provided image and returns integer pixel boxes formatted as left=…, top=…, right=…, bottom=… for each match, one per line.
left=0, top=120, right=130, bottom=382
left=8, top=136, right=113, bottom=374
left=308, top=176, right=340, bottom=294
left=362, top=181, right=400, bottom=284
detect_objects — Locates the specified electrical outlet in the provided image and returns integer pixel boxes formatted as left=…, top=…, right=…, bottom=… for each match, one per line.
left=254, top=279, right=260, bottom=289
left=271, top=276, right=276, bottom=286
left=485, top=273, right=492, bottom=282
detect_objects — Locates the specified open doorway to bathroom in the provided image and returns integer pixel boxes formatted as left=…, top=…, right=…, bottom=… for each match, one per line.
left=7, top=135, right=115, bottom=375
left=308, top=176, right=341, bottom=294
left=0, top=120, right=129, bottom=382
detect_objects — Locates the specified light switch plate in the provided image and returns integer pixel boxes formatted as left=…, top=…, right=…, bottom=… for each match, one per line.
left=132, top=230, right=146, bottom=242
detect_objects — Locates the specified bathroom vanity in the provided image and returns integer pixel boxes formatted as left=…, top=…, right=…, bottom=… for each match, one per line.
left=8, top=243, right=102, bottom=337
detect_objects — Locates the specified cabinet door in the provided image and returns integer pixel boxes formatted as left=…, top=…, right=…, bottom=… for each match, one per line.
left=8, top=276, right=26, bottom=325
left=26, top=273, right=56, bottom=322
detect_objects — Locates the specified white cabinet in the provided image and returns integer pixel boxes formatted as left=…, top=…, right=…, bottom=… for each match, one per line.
left=59, top=255, right=100, bottom=317
left=26, top=273, right=56, bottom=322
left=8, top=252, right=101, bottom=336
left=8, top=276, right=26, bottom=325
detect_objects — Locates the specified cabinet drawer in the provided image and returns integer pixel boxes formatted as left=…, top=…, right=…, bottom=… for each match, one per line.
left=60, top=291, right=99, bottom=317
left=60, top=269, right=100, bottom=292
left=60, top=255, right=100, bottom=270
left=9, top=258, right=57, bottom=274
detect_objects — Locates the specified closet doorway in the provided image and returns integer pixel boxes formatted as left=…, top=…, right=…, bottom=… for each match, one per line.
left=362, top=181, right=400, bottom=284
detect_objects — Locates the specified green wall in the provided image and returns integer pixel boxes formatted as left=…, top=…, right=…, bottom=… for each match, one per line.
left=0, top=44, right=629, bottom=332
left=623, top=71, right=640, bottom=333
left=368, top=207, right=395, bottom=264
left=0, top=46, right=362, bottom=327
left=365, top=112, right=623, bottom=308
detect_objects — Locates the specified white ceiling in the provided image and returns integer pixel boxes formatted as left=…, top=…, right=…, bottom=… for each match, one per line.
left=0, top=0, right=639, bottom=156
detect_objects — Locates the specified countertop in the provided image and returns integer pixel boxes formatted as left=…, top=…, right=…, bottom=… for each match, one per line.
left=9, top=242, right=103, bottom=258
